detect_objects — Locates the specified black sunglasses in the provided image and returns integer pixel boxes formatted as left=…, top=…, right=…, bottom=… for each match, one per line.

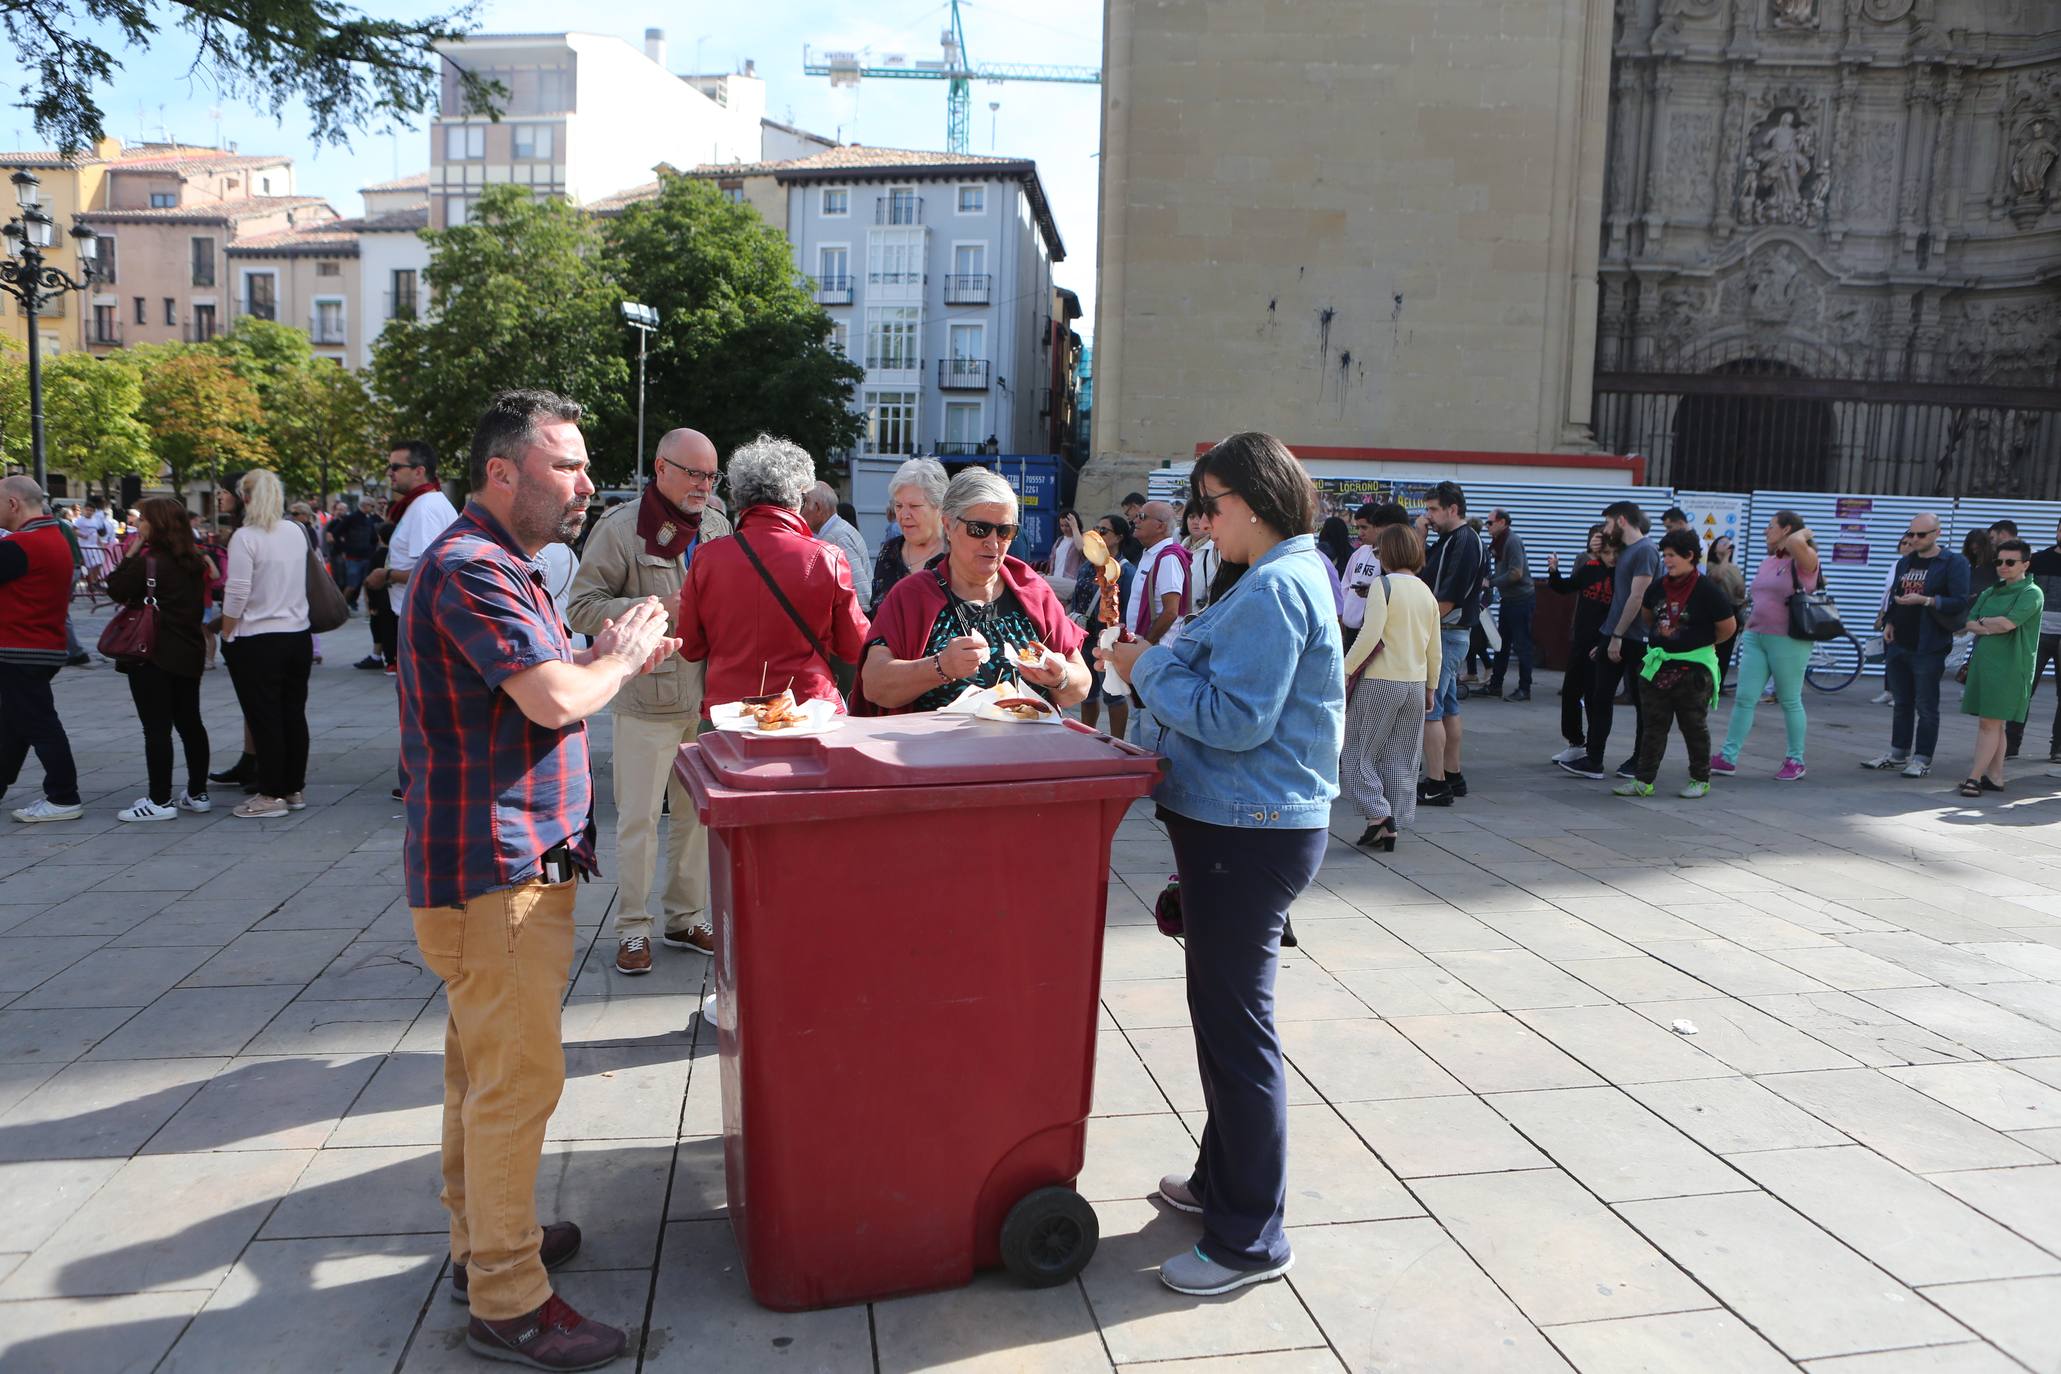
left=1996, top=557, right=2024, bottom=567
left=386, top=462, right=419, bottom=473
left=1192, top=490, right=1230, bottom=518
left=958, top=517, right=1019, bottom=542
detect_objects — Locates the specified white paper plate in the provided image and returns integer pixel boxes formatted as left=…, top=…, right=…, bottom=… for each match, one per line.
left=972, top=695, right=1066, bottom=725
left=708, top=696, right=845, bottom=738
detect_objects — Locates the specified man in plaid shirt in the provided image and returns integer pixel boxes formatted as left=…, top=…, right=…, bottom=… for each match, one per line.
left=401, top=389, right=678, bottom=1372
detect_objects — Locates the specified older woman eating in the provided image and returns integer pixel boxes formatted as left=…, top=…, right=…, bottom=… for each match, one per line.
left=869, top=456, right=949, bottom=614
left=861, top=468, right=1091, bottom=714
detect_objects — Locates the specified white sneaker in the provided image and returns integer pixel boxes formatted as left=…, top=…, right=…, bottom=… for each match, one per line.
left=1901, top=757, right=1931, bottom=778
left=1871, top=690, right=1894, bottom=705
left=1549, top=745, right=1588, bottom=765
left=11, top=797, right=84, bottom=823
left=1861, top=751, right=1909, bottom=770
left=177, top=791, right=212, bottom=813
left=117, top=797, right=177, bottom=823
left=284, top=791, right=307, bottom=811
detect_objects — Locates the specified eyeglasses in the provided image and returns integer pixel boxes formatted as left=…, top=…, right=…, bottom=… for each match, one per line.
left=1903, top=528, right=1934, bottom=538
left=386, top=462, right=419, bottom=473
left=656, top=454, right=719, bottom=486
left=1192, top=489, right=1230, bottom=518
left=1996, top=557, right=2024, bottom=567
left=958, top=517, right=1019, bottom=542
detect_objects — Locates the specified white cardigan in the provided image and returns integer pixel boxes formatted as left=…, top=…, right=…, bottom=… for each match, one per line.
left=223, top=520, right=311, bottom=637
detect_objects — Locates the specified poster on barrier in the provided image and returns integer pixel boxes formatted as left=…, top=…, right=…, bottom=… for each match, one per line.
left=1673, top=491, right=1749, bottom=551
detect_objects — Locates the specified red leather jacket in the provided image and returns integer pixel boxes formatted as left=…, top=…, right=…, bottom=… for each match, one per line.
left=675, top=504, right=870, bottom=711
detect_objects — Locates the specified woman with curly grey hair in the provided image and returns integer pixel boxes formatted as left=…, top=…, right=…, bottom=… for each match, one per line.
left=673, top=435, right=870, bottom=711
left=869, top=456, right=949, bottom=614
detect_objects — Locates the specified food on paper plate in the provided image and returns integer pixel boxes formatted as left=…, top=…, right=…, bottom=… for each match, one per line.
left=745, top=690, right=803, bottom=730
left=1015, top=640, right=1051, bottom=667
left=992, top=695, right=1054, bottom=721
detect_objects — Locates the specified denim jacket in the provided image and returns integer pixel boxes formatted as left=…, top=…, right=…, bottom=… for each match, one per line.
left=1130, top=534, right=1344, bottom=829
left=1886, top=550, right=1973, bottom=656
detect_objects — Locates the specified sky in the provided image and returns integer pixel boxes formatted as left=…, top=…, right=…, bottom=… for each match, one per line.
left=14, top=0, right=1108, bottom=328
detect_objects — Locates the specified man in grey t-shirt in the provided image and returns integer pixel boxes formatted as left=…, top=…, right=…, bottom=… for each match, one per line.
left=1558, top=501, right=1659, bottom=780
left=1484, top=507, right=1534, bottom=701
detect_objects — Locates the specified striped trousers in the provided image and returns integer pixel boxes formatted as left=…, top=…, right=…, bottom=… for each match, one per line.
left=1341, top=677, right=1424, bottom=826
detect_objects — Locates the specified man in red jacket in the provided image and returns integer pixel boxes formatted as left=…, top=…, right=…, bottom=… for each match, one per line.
left=0, top=477, right=84, bottom=823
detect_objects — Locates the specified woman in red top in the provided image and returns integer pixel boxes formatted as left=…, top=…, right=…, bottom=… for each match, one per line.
left=860, top=467, right=1090, bottom=714
left=672, top=436, right=870, bottom=712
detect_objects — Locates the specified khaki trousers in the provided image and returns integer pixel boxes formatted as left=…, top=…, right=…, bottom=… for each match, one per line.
left=611, top=713, right=707, bottom=940
left=411, top=878, right=576, bottom=1319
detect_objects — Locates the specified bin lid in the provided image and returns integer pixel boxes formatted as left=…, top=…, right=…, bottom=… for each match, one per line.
left=693, top=713, right=1163, bottom=792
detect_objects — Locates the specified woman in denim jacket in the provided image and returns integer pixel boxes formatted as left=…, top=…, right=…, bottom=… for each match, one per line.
left=1099, top=432, right=1344, bottom=1298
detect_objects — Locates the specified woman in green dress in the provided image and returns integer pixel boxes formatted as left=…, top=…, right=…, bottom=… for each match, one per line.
left=1958, top=537, right=2045, bottom=798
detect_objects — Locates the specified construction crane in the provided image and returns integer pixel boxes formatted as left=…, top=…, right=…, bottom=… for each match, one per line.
left=803, top=0, right=1100, bottom=154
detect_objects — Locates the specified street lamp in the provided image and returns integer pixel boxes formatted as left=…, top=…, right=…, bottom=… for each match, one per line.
left=2, top=169, right=99, bottom=488
left=619, top=301, right=660, bottom=488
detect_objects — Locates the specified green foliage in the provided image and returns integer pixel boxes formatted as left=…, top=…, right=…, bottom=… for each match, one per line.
left=41, top=352, right=154, bottom=498
left=371, top=184, right=630, bottom=484
left=11, top=0, right=494, bottom=156
left=134, top=345, right=272, bottom=497
left=0, top=345, right=28, bottom=473
left=601, top=173, right=864, bottom=471
left=267, top=360, right=391, bottom=500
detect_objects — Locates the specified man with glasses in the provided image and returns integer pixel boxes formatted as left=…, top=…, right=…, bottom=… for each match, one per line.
left=1866, top=512, right=1971, bottom=777
left=368, top=440, right=458, bottom=618
left=568, top=428, right=732, bottom=975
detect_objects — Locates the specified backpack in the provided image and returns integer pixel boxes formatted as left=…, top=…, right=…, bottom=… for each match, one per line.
left=1133, top=541, right=1194, bottom=634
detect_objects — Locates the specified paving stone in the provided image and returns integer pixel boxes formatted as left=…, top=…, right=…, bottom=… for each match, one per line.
left=1544, top=1308, right=1795, bottom=1374
left=299, top=939, right=445, bottom=1001
left=1335, top=1094, right=1550, bottom=1179
left=0, top=1006, right=140, bottom=1065
left=104, top=902, right=270, bottom=948
left=0, top=1055, right=224, bottom=1160
left=1488, top=1087, right=1751, bottom=1203
left=259, top=1143, right=447, bottom=1239
left=1431, top=949, right=1614, bottom=1010
left=1287, top=1217, right=1569, bottom=1372
left=1798, top=1346, right=2027, bottom=1373
left=1333, top=964, right=1496, bottom=1016
left=1963, top=979, right=2061, bottom=1035
left=0, top=1158, right=124, bottom=1250
left=1764, top=1069, right=2049, bottom=1173
left=242, top=996, right=430, bottom=1055
left=665, top=1133, right=729, bottom=1220
left=1388, top=1012, right=1603, bottom=1094
left=1916, top=1276, right=2061, bottom=1372
left=872, top=1268, right=1112, bottom=1373
left=1730, top=1145, right=2060, bottom=1285
left=1093, top=1028, right=1174, bottom=1116
left=1619, top=1191, right=1970, bottom=1360
left=1512, top=1004, right=1735, bottom=1084
left=8, top=945, right=212, bottom=1010
left=178, top=928, right=358, bottom=987
left=1746, top=991, right=1984, bottom=1068
left=0, top=1290, right=208, bottom=1374
left=1881, top=1061, right=2061, bottom=1132
left=1415, top=1167, right=1709, bottom=1325
left=1763, top=946, right=1943, bottom=991
left=83, top=984, right=300, bottom=1060
left=1626, top=998, right=1860, bottom=1074
left=1373, top=909, right=1522, bottom=953
left=1626, top=1076, right=1851, bottom=1154
left=642, top=1220, right=877, bottom=1372
left=1554, top=955, right=1718, bottom=1004
left=1929, top=1164, right=2061, bottom=1257
left=1080, top=1112, right=1195, bottom=1205
left=1854, top=986, right=2061, bottom=1058
left=1100, top=977, right=1194, bottom=1030
left=0, top=937, right=109, bottom=994
left=1840, top=934, right=2034, bottom=987
left=548, top=1045, right=692, bottom=1142
left=1636, top=939, right=1836, bottom=997
left=1472, top=911, right=1640, bottom=961
left=142, top=1052, right=383, bottom=1153
left=1278, top=1017, right=1463, bottom=1103
left=1282, top=916, right=1428, bottom=971
left=325, top=1051, right=443, bottom=1148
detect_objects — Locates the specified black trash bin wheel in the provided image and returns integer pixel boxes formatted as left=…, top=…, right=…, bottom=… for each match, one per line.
left=1000, top=1186, right=1098, bottom=1287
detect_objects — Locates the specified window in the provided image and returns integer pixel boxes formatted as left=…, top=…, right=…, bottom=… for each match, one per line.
left=947, top=243, right=989, bottom=303
left=95, top=236, right=116, bottom=283
left=944, top=402, right=982, bottom=450
left=720, top=182, right=745, bottom=204
left=316, top=261, right=341, bottom=277
left=884, top=187, right=919, bottom=225
left=149, top=191, right=177, bottom=209
left=92, top=303, right=117, bottom=344
left=444, top=124, right=486, bottom=160
left=164, top=297, right=176, bottom=326
left=445, top=195, right=477, bottom=226
left=314, top=299, right=345, bottom=344
left=133, top=296, right=146, bottom=325
left=537, top=67, right=570, bottom=111
left=190, top=237, right=215, bottom=287
left=513, top=124, right=554, bottom=160
left=948, top=321, right=984, bottom=362
left=390, top=268, right=418, bottom=320
left=245, top=272, right=277, bottom=321
left=260, top=175, right=272, bottom=194
left=193, top=303, right=216, bottom=341
left=957, top=184, right=985, bottom=214
left=867, top=230, right=925, bottom=286
left=822, top=188, right=849, bottom=217
left=864, top=306, right=921, bottom=371
left=818, top=246, right=849, bottom=290
left=953, top=243, right=986, bottom=278
left=828, top=322, right=847, bottom=355
left=863, top=390, right=918, bottom=456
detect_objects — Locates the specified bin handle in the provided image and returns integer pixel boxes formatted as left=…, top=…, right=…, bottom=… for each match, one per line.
left=1064, top=718, right=1160, bottom=763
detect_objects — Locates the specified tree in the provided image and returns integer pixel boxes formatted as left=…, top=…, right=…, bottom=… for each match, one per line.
left=268, top=360, right=390, bottom=502
left=134, top=346, right=272, bottom=504
left=208, top=318, right=335, bottom=494
left=371, top=184, right=630, bottom=483
left=602, top=172, right=864, bottom=471
left=0, top=338, right=27, bottom=473
left=9, top=0, right=496, bottom=156
left=41, top=352, right=155, bottom=501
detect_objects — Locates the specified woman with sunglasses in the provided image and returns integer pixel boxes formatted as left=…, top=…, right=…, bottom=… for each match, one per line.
left=860, top=468, right=1090, bottom=713
left=1098, top=433, right=1342, bottom=1299
left=1958, top=538, right=2045, bottom=798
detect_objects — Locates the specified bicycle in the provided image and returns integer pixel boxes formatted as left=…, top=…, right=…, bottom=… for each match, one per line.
left=1803, top=630, right=1868, bottom=693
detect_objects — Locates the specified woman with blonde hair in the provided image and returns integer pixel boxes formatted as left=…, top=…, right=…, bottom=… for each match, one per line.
left=220, top=469, right=314, bottom=818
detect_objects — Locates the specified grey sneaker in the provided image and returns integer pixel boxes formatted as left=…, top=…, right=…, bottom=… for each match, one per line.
left=1861, top=751, right=1909, bottom=770
left=1159, top=1245, right=1293, bottom=1296
left=1901, top=756, right=1931, bottom=779
left=1156, top=1174, right=1202, bottom=1215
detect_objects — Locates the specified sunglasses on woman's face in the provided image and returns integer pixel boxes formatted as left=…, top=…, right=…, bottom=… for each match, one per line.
left=958, top=517, right=1018, bottom=542
left=1997, top=557, right=2024, bottom=568
left=1191, top=490, right=1230, bottom=519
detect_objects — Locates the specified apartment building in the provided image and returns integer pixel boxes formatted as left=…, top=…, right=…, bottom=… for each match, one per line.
left=427, top=30, right=765, bottom=232
left=349, top=174, right=431, bottom=368
left=0, top=138, right=123, bottom=356
left=224, top=221, right=360, bottom=364
left=77, top=144, right=334, bottom=352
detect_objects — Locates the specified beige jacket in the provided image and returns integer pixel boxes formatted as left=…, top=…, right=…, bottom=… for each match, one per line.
left=567, top=500, right=733, bottom=719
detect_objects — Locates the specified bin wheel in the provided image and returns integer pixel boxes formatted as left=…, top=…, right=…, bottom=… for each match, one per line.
left=1000, top=1186, right=1098, bottom=1288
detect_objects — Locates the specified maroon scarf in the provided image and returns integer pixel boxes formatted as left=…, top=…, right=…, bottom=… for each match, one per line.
left=384, top=482, right=429, bottom=527
left=636, top=483, right=703, bottom=560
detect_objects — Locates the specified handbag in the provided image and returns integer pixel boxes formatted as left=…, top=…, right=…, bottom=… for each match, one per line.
left=734, top=531, right=857, bottom=700
left=98, top=553, right=159, bottom=663
left=1344, top=575, right=1390, bottom=703
left=305, top=547, right=349, bottom=633
left=1153, top=875, right=1183, bottom=938
left=1785, top=559, right=1845, bottom=642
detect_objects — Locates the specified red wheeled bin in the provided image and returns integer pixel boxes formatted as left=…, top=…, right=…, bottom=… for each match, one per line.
left=675, top=713, right=1163, bottom=1312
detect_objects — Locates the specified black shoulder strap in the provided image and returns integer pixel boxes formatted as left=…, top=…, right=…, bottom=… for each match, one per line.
left=734, top=531, right=839, bottom=673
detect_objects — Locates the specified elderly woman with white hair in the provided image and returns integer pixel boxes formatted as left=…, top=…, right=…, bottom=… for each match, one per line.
left=860, top=467, right=1091, bottom=714
left=869, top=456, right=949, bottom=614
left=674, top=435, right=870, bottom=711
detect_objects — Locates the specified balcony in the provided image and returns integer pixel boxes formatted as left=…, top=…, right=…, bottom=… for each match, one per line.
left=935, top=441, right=985, bottom=456
left=814, top=275, right=853, bottom=306
left=88, top=320, right=122, bottom=347
left=875, top=196, right=924, bottom=225
left=938, top=358, right=991, bottom=391
left=943, top=273, right=991, bottom=306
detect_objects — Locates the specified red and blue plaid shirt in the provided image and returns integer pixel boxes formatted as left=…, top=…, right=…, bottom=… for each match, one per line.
left=399, top=503, right=596, bottom=909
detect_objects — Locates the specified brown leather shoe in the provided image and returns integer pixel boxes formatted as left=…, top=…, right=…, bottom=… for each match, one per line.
left=660, top=924, right=715, bottom=957
left=451, top=1221, right=581, bottom=1303
left=613, top=938, right=652, bottom=976
left=467, top=1293, right=625, bottom=1371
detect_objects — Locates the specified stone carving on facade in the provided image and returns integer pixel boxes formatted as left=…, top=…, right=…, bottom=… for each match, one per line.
left=1858, top=0, right=1913, bottom=20
left=1744, top=249, right=1804, bottom=321
left=1654, top=284, right=1713, bottom=358
left=1946, top=302, right=2061, bottom=384
left=1770, top=0, right=1818, bottom=30
left=1736, top=94, right=1831, bottom=227
left=1652, top=0, right=1723, bottom=51
left=1665, top=114, right=1718, bottom=215
left=2008, top=121, right=2057, bottom=199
